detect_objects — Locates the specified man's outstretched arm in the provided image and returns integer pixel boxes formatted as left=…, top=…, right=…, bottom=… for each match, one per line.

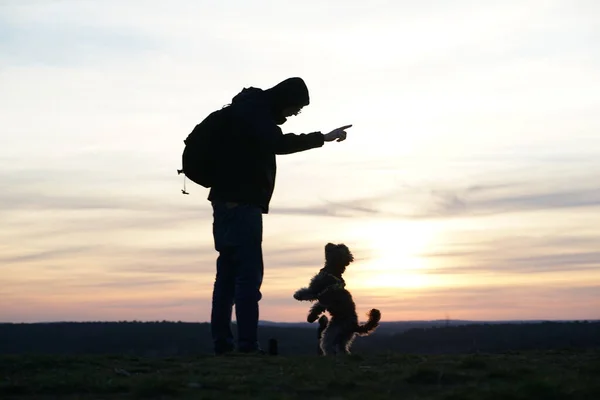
left=275, top=125, right=352, bottom=155
left=275, top=132, right=325, bottom=155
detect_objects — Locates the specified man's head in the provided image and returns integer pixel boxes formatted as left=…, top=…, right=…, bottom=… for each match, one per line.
left=265, top=77, right=310, bottom=124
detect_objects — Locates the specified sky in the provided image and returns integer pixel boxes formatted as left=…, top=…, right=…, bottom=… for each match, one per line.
left=1, top=0, right=599, bottom=323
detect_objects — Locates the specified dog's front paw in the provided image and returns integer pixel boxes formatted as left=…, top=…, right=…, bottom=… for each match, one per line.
left=307, top=312, right=320, bottom=323
left=293, top=288, right=315, bottom=301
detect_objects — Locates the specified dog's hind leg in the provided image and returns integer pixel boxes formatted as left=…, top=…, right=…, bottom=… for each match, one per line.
left=321, top=320, right=342, bottom=355
left=321, top=331, right=336, bottom=356
left=317, top=316, right=328, bottom=356
left=338, top=332, right=357, bottom=355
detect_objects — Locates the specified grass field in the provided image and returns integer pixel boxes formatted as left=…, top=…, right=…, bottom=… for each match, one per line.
left=1, top=349, right=599, bottom=399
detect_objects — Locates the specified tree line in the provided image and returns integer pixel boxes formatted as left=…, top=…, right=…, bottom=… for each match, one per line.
left=1, top=320, right=598, bottom=356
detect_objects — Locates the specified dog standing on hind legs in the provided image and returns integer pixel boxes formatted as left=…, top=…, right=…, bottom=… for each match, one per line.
left=294, top=243, right=381, bottom=355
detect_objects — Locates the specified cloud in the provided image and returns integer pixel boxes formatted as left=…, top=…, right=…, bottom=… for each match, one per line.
left=0, top=246, right=94, bottom=265
left=452, top=187, right=600, bottom=216
left=506, top=252, right=600, bottom=271
left=354, top=284, right=600, bottom=320
left=424, top=257, right=600, bottom=276
left=101, top=249, right=217, bottom=276
left=70, top=277, right=185, bottom=290
left=269, top=205, right=338, bottom=218
left=96, top=297, right=203, bottom=310
left=418, top=230, right=600, bottom=275
left=429, top=182, right=600, bottom=217
left=0, top=167, right=212, bottom=242
left=288, top=173, right=600, bottom=220
left=0, top=192, right=164, bottom=212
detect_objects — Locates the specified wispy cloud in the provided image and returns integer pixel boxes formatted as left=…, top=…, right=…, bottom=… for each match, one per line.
left=296, top=174, right=600, bottom=220
left=0, top=246, right=94, bottom=265
left=354, top=284, right=600, bottom=320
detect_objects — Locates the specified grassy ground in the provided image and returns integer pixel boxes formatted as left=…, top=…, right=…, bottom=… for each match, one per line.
left=1, top=349, right=599, bottom=399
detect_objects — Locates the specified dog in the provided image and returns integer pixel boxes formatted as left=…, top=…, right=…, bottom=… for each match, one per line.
left=294, top=243, right=381, bottom=355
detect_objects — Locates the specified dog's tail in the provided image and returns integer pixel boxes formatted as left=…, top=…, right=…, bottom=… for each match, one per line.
left=355, top=309, right=381, bottom=336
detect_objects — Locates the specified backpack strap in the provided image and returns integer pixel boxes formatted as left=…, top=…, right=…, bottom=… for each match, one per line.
left=177, top=139, right=189, bottom=195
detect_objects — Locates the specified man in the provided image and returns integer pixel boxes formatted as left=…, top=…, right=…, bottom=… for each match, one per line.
left=208, top=77, right=351, bottom=354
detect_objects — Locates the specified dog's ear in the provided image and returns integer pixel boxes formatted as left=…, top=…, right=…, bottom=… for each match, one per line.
left=325, top=243, right=336, bottom=252
left=334, top=244, right=354, bottom=265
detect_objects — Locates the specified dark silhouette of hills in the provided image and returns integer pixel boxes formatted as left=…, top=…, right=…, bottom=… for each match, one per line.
left=258, top=319, right=564, bottom=335
left=1, top=320, right=599, bottom=356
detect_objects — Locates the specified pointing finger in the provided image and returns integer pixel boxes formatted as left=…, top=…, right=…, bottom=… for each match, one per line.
left=337, top=124, right=352, bottom=130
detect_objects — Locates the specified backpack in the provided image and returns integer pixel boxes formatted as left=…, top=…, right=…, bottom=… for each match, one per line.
left=177, top=106, right=231, bottom=193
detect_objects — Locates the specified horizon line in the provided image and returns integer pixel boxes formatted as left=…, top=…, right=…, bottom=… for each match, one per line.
left=2, top=318, right=599, bottom=325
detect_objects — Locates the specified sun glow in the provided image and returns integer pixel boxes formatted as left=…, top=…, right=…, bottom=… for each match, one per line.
left=350, top=220, right=436, bottom=289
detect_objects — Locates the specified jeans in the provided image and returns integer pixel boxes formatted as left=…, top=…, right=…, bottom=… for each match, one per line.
left=210, top=201, right=264, bottom=353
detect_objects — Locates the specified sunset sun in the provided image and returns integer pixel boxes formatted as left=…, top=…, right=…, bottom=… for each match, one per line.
left=351, top=219, right=436, bottom=289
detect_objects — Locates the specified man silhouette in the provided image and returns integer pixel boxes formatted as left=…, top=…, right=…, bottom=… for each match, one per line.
left=208, top=77, right=351, bottom=354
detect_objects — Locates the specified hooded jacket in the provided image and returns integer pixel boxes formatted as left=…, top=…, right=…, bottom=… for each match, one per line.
left=207, top=78, right=325, bottom=213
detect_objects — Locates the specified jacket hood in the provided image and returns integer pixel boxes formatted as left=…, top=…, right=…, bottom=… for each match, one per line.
left=266, top=77, right=310, bottom=124
left=265, top=77, right=310, bottom=109
left=230, top=78, right=310, bottom=125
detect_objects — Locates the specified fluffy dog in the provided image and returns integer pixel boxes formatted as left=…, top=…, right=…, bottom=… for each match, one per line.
left=294, top=243, right=381, bottom=355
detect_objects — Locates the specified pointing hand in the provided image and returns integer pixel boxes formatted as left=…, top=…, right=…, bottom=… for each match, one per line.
left=323, top=124, right=352, bottom=142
